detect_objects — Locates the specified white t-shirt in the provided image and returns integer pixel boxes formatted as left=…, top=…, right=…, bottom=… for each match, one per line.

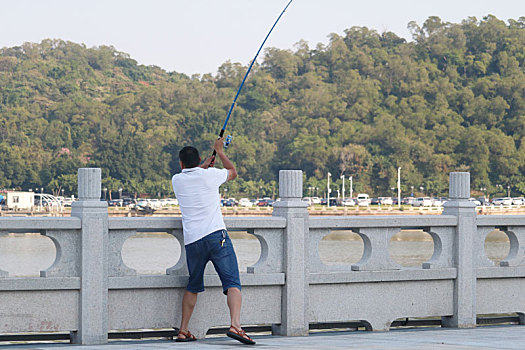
left=171, top=167, right=228, bottom=245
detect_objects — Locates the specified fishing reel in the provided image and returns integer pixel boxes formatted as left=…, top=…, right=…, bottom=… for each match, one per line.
left=224, top=135, right=233, bottom=149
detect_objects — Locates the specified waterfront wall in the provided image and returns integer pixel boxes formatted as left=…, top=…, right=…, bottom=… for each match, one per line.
left=0, top=169, right=524, bottom=344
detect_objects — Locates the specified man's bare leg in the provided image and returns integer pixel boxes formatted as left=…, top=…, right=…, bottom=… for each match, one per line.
left=227, top=287, right=242, bottom=328
left=226, top=287, right=255, bottom=344
left=179, top=290, right=198, bottom=337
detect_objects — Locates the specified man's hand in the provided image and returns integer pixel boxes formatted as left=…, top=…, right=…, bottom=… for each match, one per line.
left=214, top=137, right=224, bottom=155
left=212, top=136, right=237, bottom=181
left=200, top=156, right=215, bottom=169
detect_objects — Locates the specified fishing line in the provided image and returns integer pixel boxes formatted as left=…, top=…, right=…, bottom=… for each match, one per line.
left=212, top=0, right=294, bottom=157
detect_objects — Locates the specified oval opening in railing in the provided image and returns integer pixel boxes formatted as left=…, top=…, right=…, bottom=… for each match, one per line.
left=484, top=229, right=510, bottom=265
left=230, top=230, right=260, bottom=272
left=389, top=230, right=434, bottom=267
left=319, top=230, right=364, bottom=265
left=121, top=232, right=180, bottom=274
left=0, top=232, right=55, bottom=277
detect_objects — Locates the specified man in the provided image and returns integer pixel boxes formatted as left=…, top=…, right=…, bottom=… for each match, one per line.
left=171, top=137, right=255, bottom=345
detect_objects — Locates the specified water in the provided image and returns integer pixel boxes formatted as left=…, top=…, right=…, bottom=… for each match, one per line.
left=0, top=230, right=510, bottom=276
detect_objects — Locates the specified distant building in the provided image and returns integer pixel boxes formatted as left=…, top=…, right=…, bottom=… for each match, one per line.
left=6, top=191, right=35, bottom=210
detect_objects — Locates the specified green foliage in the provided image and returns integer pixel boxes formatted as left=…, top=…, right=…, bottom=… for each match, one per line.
left=2, top=16, right=525, bottom=198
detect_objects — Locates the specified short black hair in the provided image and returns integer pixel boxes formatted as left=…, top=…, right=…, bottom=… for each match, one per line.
left=179, top=146, right=200, bottom=168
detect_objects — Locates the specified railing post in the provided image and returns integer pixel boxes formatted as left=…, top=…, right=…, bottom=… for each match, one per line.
left=71, top=168, right=109, bottom=344
left=442, top=172, right=477, bottom=328
left=272, top=170, right=309, bottom=336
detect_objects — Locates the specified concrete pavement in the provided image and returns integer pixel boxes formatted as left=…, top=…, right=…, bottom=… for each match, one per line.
left=2, top=325, right=524, bottom=349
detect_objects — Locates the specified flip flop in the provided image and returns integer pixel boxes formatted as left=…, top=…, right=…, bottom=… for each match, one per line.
left=227, top=325, right=256, bottom=345
left=176, top=329, right=197, bottom=342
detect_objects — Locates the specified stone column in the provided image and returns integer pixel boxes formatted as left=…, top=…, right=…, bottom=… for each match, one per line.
left=272, top=170, right=309, bottom=336
left=442, top=172, right=477, bottom=328
left=71, top=168, right=109, bottom=344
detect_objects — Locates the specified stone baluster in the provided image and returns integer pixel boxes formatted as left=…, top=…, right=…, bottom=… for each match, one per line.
left=166, top=229, right=188, bottom=275
left=271, top=170, right=309, bottom=336
left=422, top=227, right=455, bottom=269
left=70, top=168, right=109, bottom=344
left=500, top=226, right=525, bottom=267
left=108, top=229, right=137, bottom=277
left=246, top=228, right=283, bottom=274
left=351, top=227, right=402, bottom=271
left=441, top=172, right=477, bottom=328
left=40, top=230, right=81, bottom=277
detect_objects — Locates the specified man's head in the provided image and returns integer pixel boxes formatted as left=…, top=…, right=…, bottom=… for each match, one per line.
left=179, top=146, right=200, bottom=169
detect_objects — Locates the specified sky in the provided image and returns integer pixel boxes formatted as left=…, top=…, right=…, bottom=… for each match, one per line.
left=1, top=0, right=525, bottom=76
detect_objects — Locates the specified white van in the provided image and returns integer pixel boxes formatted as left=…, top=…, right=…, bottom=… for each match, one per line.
left=356, top=193, right=370, bottom=206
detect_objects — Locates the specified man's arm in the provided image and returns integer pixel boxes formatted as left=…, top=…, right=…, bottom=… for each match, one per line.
left=214, top=137, right=237, bottom=181
left=200, top=156, right=214, bottom=169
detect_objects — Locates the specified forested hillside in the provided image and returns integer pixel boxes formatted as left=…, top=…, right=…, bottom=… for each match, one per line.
left=1, top=15, right=525, bottom=198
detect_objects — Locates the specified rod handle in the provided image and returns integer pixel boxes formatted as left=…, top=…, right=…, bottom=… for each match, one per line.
left=211, top=129, right=226, bottom=160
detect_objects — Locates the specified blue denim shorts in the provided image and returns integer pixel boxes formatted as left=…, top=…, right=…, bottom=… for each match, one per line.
left=185, top=229, right=241, bottom=295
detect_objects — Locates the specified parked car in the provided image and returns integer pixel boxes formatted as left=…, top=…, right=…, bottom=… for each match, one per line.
left=412, top=197, right=433, bottom=207
left=432, top=197, right=448, bottom=207
left=148, top=199, right=162, bottom=209
left=370, top=198, right=380, bottom=205
left=221, top=199, right=236, bottom=207
left=512, top=197, right=525, bottom=205
left=302, top=197, right=313, bottom=206
left=469, top=198, right=482, bottom=206
left=239, top=198, right=253, bottom=207
left=403, top=197, right=415, bottom=205
left=107, top=199, right=122, bottom=207
left=342, top=198, right=356, bottom=206
left=122, top=198, right=136, bottom=207
left=320, top=198, right=337, bottom=206
left=257, top=199, right=274, bottom=207
left=61, top=197, right=75, bottom=207
left=160, top=198, right=178, bottom=206
left=311, top=197, right=321, bottom=205
left=227, top=198, right=238, bottom=206
left=136, top=199, right=149, bottom=208
left=378, top=197, right=393, bottom=205
left=477, top=197, right=490, bottom=206
left=356, top=194, right=370, bottom=206
left=491, top=197, right=513, bottom=206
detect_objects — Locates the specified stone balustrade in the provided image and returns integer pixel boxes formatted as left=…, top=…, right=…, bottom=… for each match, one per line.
left=0, top=170, right=524, bottom=344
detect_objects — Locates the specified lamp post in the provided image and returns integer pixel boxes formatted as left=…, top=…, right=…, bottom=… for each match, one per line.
left=103, top=188, right=107, bottom=200
left=315, top=187, right=319, bottom=197
left=420, top=186, right=424, bottom=196
left=480, top=187, right=487, bottom=200
left=397, top=167, right=401, bottom=209
left=410, top=186, right=414, bottom=197
left=118, top=187, right=123, bottom=199
left=341, top=174, right=345, bottom=201
left=349, top=176, right=353, bottom=199
left=61, top=189, right=65, bottom=198
left=507, top=185, right=511, bottom=198
left=327, top=172, right=332, bottom=207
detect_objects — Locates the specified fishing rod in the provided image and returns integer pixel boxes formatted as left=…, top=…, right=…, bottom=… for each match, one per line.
left=212, top=0, right=293, bottom=158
